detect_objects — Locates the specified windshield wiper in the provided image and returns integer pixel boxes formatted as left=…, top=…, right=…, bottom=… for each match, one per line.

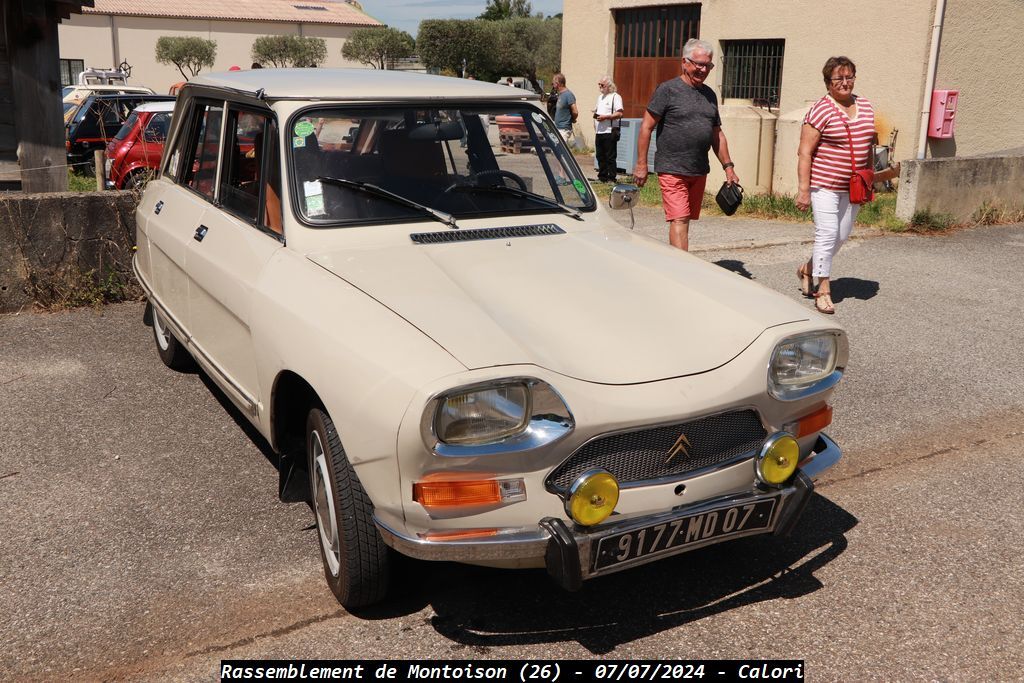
left=447, top=183, right=584, bottom=221
left=315, top=176, right=458, bottom=229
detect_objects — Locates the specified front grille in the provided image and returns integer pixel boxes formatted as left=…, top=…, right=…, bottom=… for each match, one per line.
left=546, top=410, right=767, bottom=493
left=410, top=223, right=565, bottom=244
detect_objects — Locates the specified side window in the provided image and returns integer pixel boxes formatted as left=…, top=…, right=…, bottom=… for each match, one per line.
left=98, top=100, right=124, bottom=138
left=179, top=102, right=224, bottom=200
left=144, top=113, right=170, bottom=142
left=74, top=104, right=100, bottom=139
left=219, top=108, right=282, bottom=236
left=220, top=109, right=268, bottom=225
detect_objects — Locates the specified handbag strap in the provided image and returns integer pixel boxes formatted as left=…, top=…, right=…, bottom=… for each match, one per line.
left=825, top=98, right=859, bottom=173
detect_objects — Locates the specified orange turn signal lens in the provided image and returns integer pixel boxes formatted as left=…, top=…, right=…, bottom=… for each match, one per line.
left=794, top=405, right=833, bottom=438
left=420, top=528, right=499, bottom=541
left=413, top=478, right=526, bottom=509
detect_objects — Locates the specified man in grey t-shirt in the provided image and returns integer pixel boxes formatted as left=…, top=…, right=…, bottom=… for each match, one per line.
left=635, top=39, right=740, bottom=251
left=552, top=73, right=578, bottom=140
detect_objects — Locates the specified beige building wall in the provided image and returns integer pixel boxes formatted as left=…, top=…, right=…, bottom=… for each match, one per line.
left=562, top=0, right=1024, bottom=194
left=928, top=0, right=1023, bottom=158
left=59, top=15, right=366, bottom=94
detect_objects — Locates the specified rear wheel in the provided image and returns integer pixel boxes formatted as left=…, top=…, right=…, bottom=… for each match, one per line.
left=307, top=407, right=392, bottom=608
left=149, top=302, right=193, bottom=370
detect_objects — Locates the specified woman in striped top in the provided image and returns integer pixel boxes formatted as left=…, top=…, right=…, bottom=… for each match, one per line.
left=795, top=56, right=900, bottom=314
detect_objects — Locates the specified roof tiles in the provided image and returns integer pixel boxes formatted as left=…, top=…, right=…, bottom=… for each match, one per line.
left=83, top=0, right=380, bottom=26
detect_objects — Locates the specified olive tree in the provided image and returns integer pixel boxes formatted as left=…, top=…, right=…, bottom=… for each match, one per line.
left=251, top=35, right=328, bottom=68
left=155, top=36, right=217, bottom=81
left=492, top=17, right=561, bottom=93
left=341, top=27, right=415, bottom=70
left=478, top=0, right=533, bottom=20
left=417, top=19, right=499, bottom=81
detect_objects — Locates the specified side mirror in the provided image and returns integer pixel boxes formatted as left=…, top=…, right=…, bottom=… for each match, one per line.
left=609, top=183, right=638, bottom=210
left=610, top=183, right=638, bottom=230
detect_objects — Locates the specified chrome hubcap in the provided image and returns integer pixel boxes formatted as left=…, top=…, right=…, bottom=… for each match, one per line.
left=311, top=431, right=340, bottom=577
left=153, top=307, right=171, bottom=351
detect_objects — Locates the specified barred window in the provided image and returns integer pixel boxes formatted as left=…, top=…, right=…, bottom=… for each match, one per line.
left=60, top=59, right=85, bottom=87
left=721, top=40, right=785, bottom=108
left=615, top=5, right=701, bottom=59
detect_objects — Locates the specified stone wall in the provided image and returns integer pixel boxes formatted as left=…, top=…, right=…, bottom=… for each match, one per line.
left=896, top=154, right=1024, bottom=223
left=0, top=191, right=138, bottom=312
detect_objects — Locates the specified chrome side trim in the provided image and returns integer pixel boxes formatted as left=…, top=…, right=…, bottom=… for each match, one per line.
left=797, top=432, right=842, bottom=481
left=135, top=256, right=259, bottom=419
left=187, top=340, right=259, bottom=419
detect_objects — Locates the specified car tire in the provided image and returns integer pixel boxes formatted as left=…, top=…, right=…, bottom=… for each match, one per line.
left=149, top=302, right=193, bottom=371
left=307, top=407, right=392, bottom=608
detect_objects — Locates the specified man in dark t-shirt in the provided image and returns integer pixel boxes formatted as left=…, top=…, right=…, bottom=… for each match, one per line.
left=635, top=39, right=740, bottom=251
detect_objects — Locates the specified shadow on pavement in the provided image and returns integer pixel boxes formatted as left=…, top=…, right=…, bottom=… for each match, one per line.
left=714, top=259, right=755, bottom=279
left=361, top=494, right=858, bottom=653
left=830, top=277, right=879, bottom=303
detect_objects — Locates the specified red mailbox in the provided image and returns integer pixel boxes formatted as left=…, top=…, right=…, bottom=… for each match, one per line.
left=928, top=89, right=958, bottom=138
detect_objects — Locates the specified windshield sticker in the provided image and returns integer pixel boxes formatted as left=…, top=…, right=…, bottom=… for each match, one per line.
left=531, top=112, right=545, bottom=123
left=294, top=120, right=315, bottom=138
left=292, top=136, right=306, bottom=149
left=572, top=179, right=587, bottom=197
left=303, top=180, right=326, bottom=217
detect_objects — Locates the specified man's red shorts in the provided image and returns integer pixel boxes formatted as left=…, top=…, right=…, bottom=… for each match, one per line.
left=658, top=173, right=707, bottom=222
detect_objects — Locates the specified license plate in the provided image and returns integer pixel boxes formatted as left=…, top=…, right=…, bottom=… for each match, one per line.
left=593, top=498, right=778, bottom=571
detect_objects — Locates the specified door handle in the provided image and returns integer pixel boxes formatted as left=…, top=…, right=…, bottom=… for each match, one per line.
left=194, top=225, right=209, bottom=242
left=154, top=200, right=163, bottom=215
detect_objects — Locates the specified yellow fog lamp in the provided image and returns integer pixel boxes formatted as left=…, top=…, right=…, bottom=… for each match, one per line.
left=566, top=469, right=619, bottom=526
left=756, top=433, right=800, bottom=486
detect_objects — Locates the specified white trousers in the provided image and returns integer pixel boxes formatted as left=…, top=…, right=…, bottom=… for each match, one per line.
left=810, top=188, right=859, bottom=278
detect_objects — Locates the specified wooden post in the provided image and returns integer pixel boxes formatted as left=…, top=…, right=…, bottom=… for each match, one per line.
left=6, top=1, right=69, bottom=193
left=95, top=150, right=105, bottom=191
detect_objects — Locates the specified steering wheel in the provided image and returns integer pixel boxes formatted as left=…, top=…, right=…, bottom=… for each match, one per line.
left=442, top=169, right=528, bottom=195
left=474, top=169, right=527, bottom=191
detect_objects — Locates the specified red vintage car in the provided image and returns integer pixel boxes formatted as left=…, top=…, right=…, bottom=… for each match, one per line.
left=104, top=101, right=175, bottom=190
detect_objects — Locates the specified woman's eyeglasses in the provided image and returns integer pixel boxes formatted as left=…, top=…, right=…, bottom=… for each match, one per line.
left=830, top=76, right=856, bottom=83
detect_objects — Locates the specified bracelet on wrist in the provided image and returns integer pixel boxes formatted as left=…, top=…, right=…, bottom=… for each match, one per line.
left=722, top=162, right=735, bottom=170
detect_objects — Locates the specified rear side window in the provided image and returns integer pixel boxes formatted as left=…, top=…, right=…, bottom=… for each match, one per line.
left=113, top=112, right=139, bottom=141
left=179, top=103, right=224, bottom=200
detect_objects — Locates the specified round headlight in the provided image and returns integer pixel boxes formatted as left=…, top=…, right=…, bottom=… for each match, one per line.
left=567, top=469, right=619, bottom=526
left=434, top=382, right=530, bottom=445
left=756, top=433, right=800, bottom=486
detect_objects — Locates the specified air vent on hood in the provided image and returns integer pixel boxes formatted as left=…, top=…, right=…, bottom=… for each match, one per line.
left=410, top=223, right=566, bottom=244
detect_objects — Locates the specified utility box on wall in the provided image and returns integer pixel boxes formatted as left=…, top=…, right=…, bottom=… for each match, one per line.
left=928, top=90, right=959, bottom=138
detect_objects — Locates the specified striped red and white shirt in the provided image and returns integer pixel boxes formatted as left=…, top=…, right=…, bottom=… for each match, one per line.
left=804, top=95, right=875, bottom=191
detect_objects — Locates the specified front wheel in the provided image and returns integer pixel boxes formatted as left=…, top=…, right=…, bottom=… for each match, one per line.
left=307, top=407, right=392, bottom=608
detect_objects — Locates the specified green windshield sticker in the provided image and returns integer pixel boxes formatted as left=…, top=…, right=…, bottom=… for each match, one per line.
left=572, top=179, right=587, bottom=197
left=294, top=120, right=315, bottom=138
left=292, top=136, right=306, bottom=148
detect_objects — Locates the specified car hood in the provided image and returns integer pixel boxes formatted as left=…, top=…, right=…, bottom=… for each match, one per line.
left=307, top=226, right=808, bottom=384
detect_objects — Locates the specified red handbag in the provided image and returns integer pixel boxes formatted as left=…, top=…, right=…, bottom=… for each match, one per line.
left=830, top=100, right=874, bottom=204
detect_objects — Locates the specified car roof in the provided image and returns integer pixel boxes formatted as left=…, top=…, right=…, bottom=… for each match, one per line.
left=133, top=101, right=176, bottom=113
left=188, top=68, right=541, bottom=102
left=66, top=85, right=154, bottom=93
left=88, top=94, right=175, bottom=102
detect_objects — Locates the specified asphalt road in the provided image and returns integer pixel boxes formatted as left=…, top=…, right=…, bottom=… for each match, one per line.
left=2, top=222, right=1023, bottom=681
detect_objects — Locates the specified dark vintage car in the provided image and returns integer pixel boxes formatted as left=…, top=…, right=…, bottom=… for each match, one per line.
left=66, top=93, right=173, bottom=174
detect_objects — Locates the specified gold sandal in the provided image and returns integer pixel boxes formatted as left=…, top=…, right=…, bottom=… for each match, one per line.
left=797, top=264, right=814, bottom=298
left=814, top=291, right=835, bottom=314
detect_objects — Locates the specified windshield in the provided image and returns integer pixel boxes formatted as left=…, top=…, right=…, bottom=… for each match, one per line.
left=289, top=104, right=594, bottom=225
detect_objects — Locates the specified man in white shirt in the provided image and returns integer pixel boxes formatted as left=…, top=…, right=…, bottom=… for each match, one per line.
left=593, top=76, right=624, bottom=183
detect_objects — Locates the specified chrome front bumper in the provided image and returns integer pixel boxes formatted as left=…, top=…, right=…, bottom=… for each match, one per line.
left=376, top=433, right=841, bottom=590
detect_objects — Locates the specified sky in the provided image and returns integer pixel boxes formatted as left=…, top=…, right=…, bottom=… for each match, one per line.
left=359, top=0, right=564, bottom=37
